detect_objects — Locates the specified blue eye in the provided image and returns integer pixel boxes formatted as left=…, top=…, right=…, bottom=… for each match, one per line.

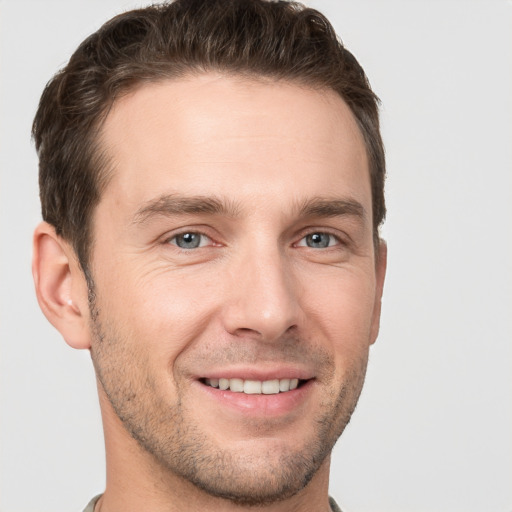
left=170, top=232, right=208, bottom=249
left=300, top=232, right=338, bottom=249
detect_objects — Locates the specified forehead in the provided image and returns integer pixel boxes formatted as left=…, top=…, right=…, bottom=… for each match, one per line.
left=98, top=73, right=370, bottom=216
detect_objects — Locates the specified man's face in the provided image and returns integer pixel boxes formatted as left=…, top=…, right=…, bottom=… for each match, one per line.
left=88, top=74, right=385, bottom=505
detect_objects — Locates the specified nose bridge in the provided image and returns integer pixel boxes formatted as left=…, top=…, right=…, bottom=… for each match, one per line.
left=222, top=239, right=299, bottom=340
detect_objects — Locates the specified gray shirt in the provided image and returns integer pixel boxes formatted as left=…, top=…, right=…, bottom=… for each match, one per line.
left=83, top=494, right=344, bottom=511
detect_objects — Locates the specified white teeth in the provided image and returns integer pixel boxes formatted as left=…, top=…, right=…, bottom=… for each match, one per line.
left=262, top=379, right=280, bottom=394
left=205, top=377, right=302, bottom=394
left=229, top=378, right=244, bottom=393
left=244, top=380, right=262, bottom=394
left=279, top=378, right=290, bottom=392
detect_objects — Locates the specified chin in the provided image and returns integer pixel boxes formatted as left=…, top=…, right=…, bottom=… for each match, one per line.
left=163, top=437, right=331, bottom=506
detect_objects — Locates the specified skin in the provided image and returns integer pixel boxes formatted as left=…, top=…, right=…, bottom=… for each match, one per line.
left=33, top=74, right=386, bottom=512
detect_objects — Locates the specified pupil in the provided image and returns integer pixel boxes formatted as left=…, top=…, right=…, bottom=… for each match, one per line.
left=178, top=233, right=199, bottom=248
left=308, top=233, right=329, bottom=248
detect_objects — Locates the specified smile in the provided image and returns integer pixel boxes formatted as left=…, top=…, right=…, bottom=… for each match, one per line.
left=203, top=378, right=302, bottom=394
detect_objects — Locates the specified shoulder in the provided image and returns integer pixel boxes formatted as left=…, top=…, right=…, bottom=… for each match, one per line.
left=329, top=495, right=344, bottom=512
left=82, top=494, right=102, bottom=512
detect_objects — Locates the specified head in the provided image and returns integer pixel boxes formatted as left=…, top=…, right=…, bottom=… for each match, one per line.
left=32, top=0, right=386, bottom=507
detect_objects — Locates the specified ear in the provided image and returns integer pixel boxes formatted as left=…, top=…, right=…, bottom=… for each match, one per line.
left=32, top=222, right=92, bottom=349
left=369, top=239, right=387, bottom=345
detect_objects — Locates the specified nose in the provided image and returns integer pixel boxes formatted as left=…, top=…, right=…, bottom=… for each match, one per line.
left=221, top=246, right=301, bottom=342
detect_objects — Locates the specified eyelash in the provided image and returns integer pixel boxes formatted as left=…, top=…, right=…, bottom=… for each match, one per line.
left=295, top=231, right=343, bottom=249
left=164, top=229, right=345, bottom=251
left=166, top=231, right=215, bottom=250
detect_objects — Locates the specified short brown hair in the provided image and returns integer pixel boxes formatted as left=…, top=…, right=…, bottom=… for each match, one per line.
left=33, top=0, right=386, bottom=272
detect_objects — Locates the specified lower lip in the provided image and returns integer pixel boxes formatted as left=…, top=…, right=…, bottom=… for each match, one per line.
left=194, top=380, right=314, bottom=417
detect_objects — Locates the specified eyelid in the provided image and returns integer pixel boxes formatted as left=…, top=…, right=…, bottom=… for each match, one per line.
left=169, top=232, right=211, bottom=248
left=293, top=229, right=346, bottom=248
left=162, top=226, right=223, bottom=249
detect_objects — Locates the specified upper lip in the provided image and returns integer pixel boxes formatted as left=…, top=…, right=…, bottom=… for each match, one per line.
left=195, top=365, right=315, bottom=382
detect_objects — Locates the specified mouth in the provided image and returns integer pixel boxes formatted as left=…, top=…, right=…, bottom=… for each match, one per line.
left=201, top=377, right=306, bottom=395
left=195, top=372, right=315, bottom=417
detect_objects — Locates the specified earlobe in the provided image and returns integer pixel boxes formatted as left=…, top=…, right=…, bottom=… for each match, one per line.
left=369, top=239, right=387, bottom=345
left=32, top=222, right=91, bottom=350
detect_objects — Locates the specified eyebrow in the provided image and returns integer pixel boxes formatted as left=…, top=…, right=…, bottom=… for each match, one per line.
left=296, top=197, right=366, bottom=222
left=133, top=194, right=241, bottom=224
left=132, top=193, right=366, bottom=226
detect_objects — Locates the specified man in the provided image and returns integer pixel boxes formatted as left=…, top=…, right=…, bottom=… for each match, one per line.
left=32, top=0, right=386, bottom=510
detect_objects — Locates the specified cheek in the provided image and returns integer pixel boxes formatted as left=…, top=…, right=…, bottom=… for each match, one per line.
left=302, top=267, right=376, bottom=361
left=94, top=260, right=222, bottom=360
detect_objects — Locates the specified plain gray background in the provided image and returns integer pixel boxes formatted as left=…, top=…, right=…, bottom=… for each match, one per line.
left=1, top=1, right=511, bottom=511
